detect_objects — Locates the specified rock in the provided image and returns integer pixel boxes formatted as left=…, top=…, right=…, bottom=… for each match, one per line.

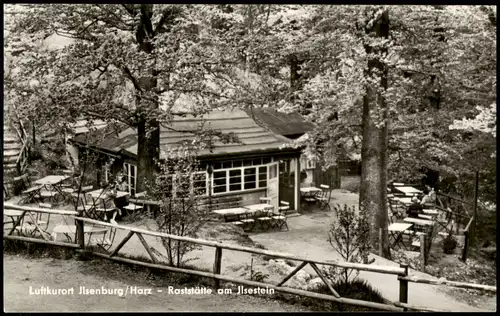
left=307, top=277, right=324, bottom=290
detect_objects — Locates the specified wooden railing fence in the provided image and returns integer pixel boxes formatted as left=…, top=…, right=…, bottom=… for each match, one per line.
left=3, top=203, right=496, bottom=312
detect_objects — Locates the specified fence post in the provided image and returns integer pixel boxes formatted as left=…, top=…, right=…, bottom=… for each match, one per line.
left=213, top=246, right=222, bottom=290
left=399, top=263, right=408, bottom=311
left=75, top=216, right=84, bottom=249
left=420, top=234, right=426, bottom=270
left=462, top=231, right=469, bottom=263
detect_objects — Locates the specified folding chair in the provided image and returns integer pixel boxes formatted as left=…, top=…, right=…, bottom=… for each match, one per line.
left=89, top=219, right=118, bottom=251
left=272, top=201, right=289, bottom=231
left=224, top=214, right=245, bottom=227
left=240, top=212, right=256, bottom=231
left=15, top=174, right=42, bottom=204
left=257, top=206, right=274, bottom=230
left=317, top=184, right=331, bottom=210
left=123, top=192, right=146, bottom=217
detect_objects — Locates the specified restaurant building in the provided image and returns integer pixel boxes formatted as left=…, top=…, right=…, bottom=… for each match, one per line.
left=68, top=109, right=305, bottom=212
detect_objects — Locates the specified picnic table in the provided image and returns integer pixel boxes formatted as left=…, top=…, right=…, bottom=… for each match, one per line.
left=244, top=203, right=274, bottom=212
left=52, top=224, right=109, bottom=243
left=388, top=222, right=413, bottom=250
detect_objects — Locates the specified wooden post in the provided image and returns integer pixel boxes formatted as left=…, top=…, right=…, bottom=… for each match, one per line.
left=399, top=263, right=408, bottom=311
left=75, top=217, right=84, bottom=249
left=213, top=246, right=222, bottom=289
left=471, top=171, right=479, bottom=246
left=378, top=228, right=383, bottom=257
left=420, top=234, right=426, bottom=269
left=294, top=157, right=301, bottom=213
left=461, top=231, right=469, bottom=263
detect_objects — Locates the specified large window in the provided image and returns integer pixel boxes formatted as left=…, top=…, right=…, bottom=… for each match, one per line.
left=123, top=163, right=137, bottom=196
left=210, top=157, right=271, bottom=195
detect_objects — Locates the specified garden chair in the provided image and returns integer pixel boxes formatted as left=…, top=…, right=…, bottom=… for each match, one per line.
left=88, top=219, right=118, bottom=251
left=240, top=212, right=256, bottom=231
left=224, top=214, right=245, bottom=227
left=256, top=206, right=274, bottom=230
left=15, top=174, right=42, bottom=204
left=123, top=191, right=146, bottom=217
left=317, top=184, right=332, bottom=210
left=272, top=201, right=289, bottom=231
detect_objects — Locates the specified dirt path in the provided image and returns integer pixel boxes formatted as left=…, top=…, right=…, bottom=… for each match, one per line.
left=3, top=255, right=310, bottom=312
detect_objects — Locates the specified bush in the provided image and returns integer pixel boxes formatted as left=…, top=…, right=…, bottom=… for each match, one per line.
left=273, top=278, right=388, bottom=311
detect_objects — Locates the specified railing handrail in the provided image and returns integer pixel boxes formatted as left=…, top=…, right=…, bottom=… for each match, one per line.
left=399, top=275, right=496, bottom=293
left=3, top=202, right=405, bottom=276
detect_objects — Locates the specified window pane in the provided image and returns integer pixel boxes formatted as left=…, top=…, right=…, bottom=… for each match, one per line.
left=230, top=184, right=241, bottom=191
left=244, top=181, right=256, bottom=189
left=214, top=186, right=226, bottom=193
left=258, top=166, right=267, bottom=188
left=229, top=169, right=242, bottom=184
left=262, top=157, right=271, bottom=164
left=232, top=160, right=242, bottom=167
left=253, top=158, right=262, bottom=166
left=213, top=163, right=222, bottom=170
left=213, top=171, right=227, bottom=188
left=131, top=165, right=136, bottom=177
left=223, top=161, right=232, bottom=169
left=244, top=168, right=256, bottom=189
left=243, top=159, right=252, bottom=166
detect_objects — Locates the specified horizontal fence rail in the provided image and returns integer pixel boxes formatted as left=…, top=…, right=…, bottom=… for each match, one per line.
left=5, top=203, right=494, bottom=312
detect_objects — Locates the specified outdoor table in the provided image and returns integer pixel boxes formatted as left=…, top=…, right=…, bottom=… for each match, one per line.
left=300, top=187, right=322, bottom=203
left=88, top=189, right=129, bottom=200
left=4, top=209, right=24, bottom=228
left=388, top=222, right=413, bottom=250
left=4, top=209, right=50, bottom=239
left=34, top=175, right=71, bottom=202
left=213, top=207, right=249, bottom=216
left=393, top=197, right=413, bottom=205
left=244, top=204, right=274, bottom=212
left=422, top=209, right=439, bottom=216
left=404, top=217, right=434, bottom=235
left=52, top=224, right=109, bottom=243
left=393, top=186, right=422, bottom=196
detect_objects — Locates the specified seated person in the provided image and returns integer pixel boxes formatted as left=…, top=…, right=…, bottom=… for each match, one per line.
left=407, top=196, right=423, bottom=218
left=421, top=185, right=436, bottom=206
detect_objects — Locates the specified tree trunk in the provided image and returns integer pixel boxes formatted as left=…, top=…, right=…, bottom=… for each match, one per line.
left=136, top=117, right=159, bottom=193
left=359, top=8, right=391, bottom=259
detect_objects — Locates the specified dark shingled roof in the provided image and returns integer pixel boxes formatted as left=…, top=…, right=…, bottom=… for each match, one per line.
left=245, top=108, right=315, bottom=138
left=72, top=125, right=138, bottom=157
left=73, top=110, right=296, bottom=160
left=159, top=110, right=293, bottom=159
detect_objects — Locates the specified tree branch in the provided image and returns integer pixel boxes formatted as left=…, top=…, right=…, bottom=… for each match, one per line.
left=121, top=65, right=143, bottom=92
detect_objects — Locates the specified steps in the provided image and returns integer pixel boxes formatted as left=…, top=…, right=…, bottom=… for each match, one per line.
left=3, top=114, right=25, bottom=198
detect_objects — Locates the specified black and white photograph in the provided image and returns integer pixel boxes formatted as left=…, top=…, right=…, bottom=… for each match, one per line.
left=3, top=3, right=496, bottom=312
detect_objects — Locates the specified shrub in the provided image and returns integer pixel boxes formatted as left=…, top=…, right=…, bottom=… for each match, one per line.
left=326, top=204, right=370, bottom=285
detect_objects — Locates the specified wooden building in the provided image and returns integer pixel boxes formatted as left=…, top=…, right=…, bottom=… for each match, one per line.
left=69, top=110, right=305, bottom=212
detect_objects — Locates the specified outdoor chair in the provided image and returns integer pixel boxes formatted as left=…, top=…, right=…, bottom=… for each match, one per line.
left=317, top=184, right=332, bottom=210
left=240, top=212, right=256, bottom=231
left=388, top=198, right=407, bottom=220
left=256, top=207, right=273, bottom=230
left=123, top=192, right=146, bottom=217
left=259, top=196, right=272, bottom=204
left=224, top=214, right=245, bottom=227
left=272, top=201, right=289, bottom=231
left=88, top=219, right=118, bottom=251
left=15, top=174, right=42, bottom=204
